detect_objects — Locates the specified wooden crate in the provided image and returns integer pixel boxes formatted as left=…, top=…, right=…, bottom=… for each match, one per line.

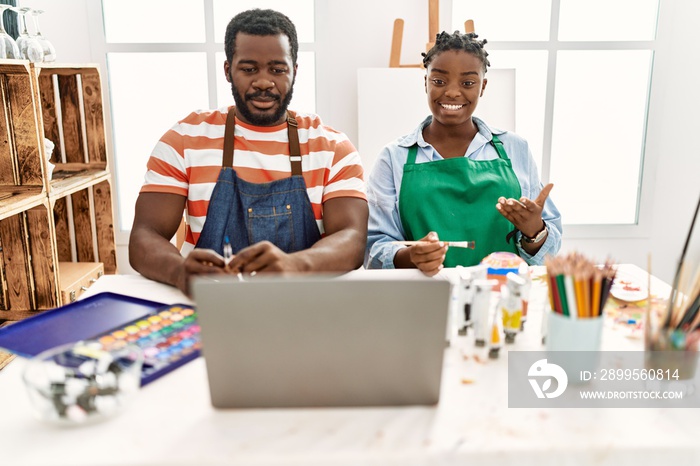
left=33, top=64, right=109, bottom=197
left=52, top=180, right=117, bottom=275
left=0, top=61, right=46, bottom=218
left=0, top=61, right=117, bottom=321
left=59, top=261, right=103, bottom=303
left=0, top=201, right=60, bottom=321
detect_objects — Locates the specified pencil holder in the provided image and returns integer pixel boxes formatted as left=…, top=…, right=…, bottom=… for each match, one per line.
left=546, top=313, right=604, bottom=381
left=546, top=312, right=604, bottom=352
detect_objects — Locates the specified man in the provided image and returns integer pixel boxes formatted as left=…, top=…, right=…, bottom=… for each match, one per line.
left=129, top=9, right=368, bottom=295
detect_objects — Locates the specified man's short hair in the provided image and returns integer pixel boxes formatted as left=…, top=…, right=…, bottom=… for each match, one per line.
left=224, top=9, right=299, bottom=65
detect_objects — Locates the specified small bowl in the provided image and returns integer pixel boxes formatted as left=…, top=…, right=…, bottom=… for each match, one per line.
left=22, top=340, right=143, bottom=425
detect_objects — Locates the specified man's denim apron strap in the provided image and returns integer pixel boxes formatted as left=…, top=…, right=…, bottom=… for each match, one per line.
left=195, top=107, right=321, bottom=256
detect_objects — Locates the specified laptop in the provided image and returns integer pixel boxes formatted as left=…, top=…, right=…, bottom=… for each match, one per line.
left=191, top=273, right=450, bottom=409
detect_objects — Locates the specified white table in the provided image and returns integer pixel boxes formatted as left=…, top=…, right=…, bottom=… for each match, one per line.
left=1, top=266, right=698, bottom=466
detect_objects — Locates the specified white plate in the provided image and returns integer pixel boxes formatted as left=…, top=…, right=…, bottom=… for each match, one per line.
left=610, top=276, right=649, bottom=302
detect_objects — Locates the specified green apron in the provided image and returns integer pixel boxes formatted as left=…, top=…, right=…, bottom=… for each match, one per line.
left=398, top=134, right=520, bottom=267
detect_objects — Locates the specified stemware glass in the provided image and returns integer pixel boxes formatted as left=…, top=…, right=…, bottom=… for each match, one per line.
left=30, top=9, right=55, bottom=62
left=0, top=4, right=20, bottom=59
left=11, top=6, right=43, bottom=63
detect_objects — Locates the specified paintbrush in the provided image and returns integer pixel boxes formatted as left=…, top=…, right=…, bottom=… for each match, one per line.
left=392, top=240, right=476, bottom=249
left=664, top=194, right=700, bottom=328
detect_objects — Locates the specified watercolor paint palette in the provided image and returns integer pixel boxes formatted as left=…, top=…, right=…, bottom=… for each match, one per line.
left=92, top=304, right=201, bottom=386
left=0, top=293, right=201, bottom=386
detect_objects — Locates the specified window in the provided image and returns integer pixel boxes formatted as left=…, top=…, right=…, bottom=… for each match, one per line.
left=97, top=0, right=316, bottom=236
left=452, top=0, right=659, bottom=227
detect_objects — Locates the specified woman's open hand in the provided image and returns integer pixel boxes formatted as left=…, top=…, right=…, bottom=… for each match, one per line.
left=496, top=183, right=553, bottom=238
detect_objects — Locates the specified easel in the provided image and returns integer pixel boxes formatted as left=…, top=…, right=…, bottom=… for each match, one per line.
left=389, top=0, right=475, bottom=68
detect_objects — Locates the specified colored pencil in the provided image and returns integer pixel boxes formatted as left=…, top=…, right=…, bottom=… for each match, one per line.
left=548, top=274, right=563, bottom=315
left=591, top=270, right=602, bottom=317
left=555, top=274, right=570, bottom=317
left=564, top=275, right=579, bottom=320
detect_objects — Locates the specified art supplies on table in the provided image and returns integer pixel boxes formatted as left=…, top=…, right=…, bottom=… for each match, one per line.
left=0, top=293, right=201, bottom=386
left=518, top=264, right=532, bottom=330
left=88, top=304, right=200, bottom=386
left=650, top=194, right=700, bottom=352
left=500, top=272, right=526, bottom=343
left=544, top=253, right=617, bottom=319
left=23, top=341, right=143, bottom=424
left=481, top=251, right=526, bottom=288
left=0, top=293, right=165, bottom=357
left=489, top=305, right=504, bottom=359
left=609, top=273, right=649, bottom=303
left=472, top=279, right=498, bottom=347
left=542, top=253, right=615, bottom=359
left=392, top=240, right=476, bottom=249
left=223, top=235, right=233, bottom=266
left=546, top=309, right=605, bottom=353
left=455, top=265, right=487, bottom=335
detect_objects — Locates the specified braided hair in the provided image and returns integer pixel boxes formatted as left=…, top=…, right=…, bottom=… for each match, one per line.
left=422, top=31, right=490, bottom=73
left=224, top=9, right=299, bottom=65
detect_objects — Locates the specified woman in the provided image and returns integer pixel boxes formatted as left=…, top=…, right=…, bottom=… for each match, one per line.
left=365, top=31, right=562, bottom=275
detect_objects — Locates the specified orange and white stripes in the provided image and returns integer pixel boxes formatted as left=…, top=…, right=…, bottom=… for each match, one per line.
left=141, top=107, right=366, bottom=253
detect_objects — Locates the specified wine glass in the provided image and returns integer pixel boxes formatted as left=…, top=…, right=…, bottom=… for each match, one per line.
left=11, top=6, right=43, bottom=63
left=0, top=4, right=20, bottom=59
left=30, top=9, right=56, bottom=62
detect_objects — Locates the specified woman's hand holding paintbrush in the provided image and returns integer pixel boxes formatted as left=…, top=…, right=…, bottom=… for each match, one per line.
left=392, top=231, right=456, bottom=277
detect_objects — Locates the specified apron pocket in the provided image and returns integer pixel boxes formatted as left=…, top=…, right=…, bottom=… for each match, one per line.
left=246, top=204, right=296, bottom=252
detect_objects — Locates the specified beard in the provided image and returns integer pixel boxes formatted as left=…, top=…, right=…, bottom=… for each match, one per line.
left=231, top=83, right=294, bottom=126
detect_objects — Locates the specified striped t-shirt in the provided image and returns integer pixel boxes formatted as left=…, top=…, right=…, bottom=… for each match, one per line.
left=141, top=107, right=367, bottom=254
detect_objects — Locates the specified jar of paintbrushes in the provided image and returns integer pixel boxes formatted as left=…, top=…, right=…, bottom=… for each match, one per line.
left=646, top=196, right=700, bottom=380
left=644, top=276, right=700, bottom=380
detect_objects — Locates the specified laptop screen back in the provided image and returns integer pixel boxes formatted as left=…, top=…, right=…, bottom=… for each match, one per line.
left=192, top=275, right=450, bottom=408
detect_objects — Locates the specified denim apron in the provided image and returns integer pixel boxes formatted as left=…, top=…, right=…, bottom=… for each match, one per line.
left=195, top=108, right=321, bottom=256
left=398, top=134, right=520, bottom=267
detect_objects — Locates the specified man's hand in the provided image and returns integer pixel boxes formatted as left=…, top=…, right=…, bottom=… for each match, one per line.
left=226, top=197, right=367, bottom=275
left=176, top=248, right=228, bottom=295
left=496, top=183, right=553, bottom=238
left=226, top=241, right=308, bottom=275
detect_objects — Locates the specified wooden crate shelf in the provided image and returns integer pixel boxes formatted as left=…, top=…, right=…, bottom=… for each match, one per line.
left=48, top=166, right=110, bottom=200
left=59, top=261, right=104, bottom=304
left=33, top=63, right=108, bottom=195
left=0, top=60, right=117, bottom=320
left=51, top=180, right=116, bottom=275
left=0, top=61, right=46, bottom=194
left=0, top=201, right=60, bottom=321
left=0, top=186, right=45, bottom=220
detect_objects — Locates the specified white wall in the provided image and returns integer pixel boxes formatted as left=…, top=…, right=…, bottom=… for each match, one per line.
left=559, top=0, right=700, bottom=284
left=28, top=0, right=700, bottom=283
left=17, top=0, right=92, bottom=63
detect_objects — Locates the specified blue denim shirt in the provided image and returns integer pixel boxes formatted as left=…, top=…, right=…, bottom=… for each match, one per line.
left=365, top=116, right=562, bottom=269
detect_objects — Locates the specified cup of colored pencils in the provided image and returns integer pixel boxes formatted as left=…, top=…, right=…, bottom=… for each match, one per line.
left=543, top=253, right=616, bottom=353
left=544, top=253, right=616, bottom=321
